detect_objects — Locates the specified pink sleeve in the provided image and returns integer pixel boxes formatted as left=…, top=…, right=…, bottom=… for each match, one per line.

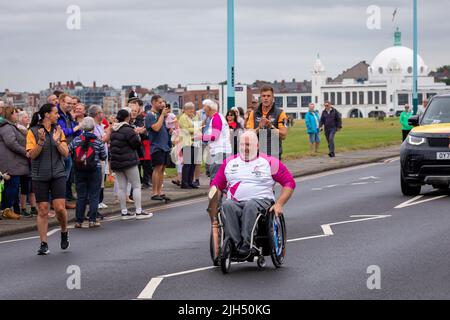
left=210, top=155, right=238, bottom=190
left=261, top=154, right=296, bottom=189
left=202, top=114, right=223, bottom=142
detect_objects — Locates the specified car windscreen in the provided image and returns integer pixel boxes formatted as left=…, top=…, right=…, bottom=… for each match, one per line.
left=421, top=97, right=450, bottom=125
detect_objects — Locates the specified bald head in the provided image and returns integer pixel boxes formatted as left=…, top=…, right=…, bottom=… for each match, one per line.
left=240, top=130, right=259, bottom=161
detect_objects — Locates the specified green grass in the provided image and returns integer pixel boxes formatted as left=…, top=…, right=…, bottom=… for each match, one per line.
left=282, top=117, right=402, bottom=160
left=105, top=117, right=403, bottom=186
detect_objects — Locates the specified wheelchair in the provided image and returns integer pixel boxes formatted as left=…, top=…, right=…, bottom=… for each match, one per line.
left=207, top=187, right=287, bottom=274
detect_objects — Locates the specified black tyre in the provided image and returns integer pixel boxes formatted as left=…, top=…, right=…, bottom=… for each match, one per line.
left=220, top=239, right=232, bottom=274
left=268, top=212, right=286, bottom=268
left=209, top=224, right=222, bottom=266
left=257, top=256, right=266, bottom=268
left=401, top=172, right=421, bottom=196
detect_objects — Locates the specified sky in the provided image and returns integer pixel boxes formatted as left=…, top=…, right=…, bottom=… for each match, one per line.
left=1, top=0, right=449, bottom=92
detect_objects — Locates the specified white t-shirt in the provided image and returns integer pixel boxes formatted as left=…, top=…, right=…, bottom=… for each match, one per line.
left=211, top=154, right=296, bottom=202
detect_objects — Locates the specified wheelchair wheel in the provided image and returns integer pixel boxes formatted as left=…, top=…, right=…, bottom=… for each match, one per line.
left=220, top=239, right=232, bottom=274
left=268, top=212, right=286, bottom=268
left=209, top=224, right=222, bottom=266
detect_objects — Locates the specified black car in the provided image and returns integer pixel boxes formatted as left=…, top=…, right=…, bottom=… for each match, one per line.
left=400, top=94, right=450, bottom=195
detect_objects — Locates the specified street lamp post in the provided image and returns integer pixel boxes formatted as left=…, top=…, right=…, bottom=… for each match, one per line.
left=412, top=0, right=418, bottom=115
left=227, top=0, right=235, bottom=111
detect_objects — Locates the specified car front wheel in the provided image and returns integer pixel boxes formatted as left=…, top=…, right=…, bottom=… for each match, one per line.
left=401, top=172, right=421, bottom=196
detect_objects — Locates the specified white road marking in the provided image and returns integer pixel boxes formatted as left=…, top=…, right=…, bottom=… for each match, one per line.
left=324, top=185, right=339, bottom=188
left=0, top=198, right=209, bottom=244
left=351, top=182, right=369, bottom=186
left=359, top=176, right=380, bottom=180
left=311, top=188, right=323, bottom=191
left=288, top=214, right=391, bottom=241
left=137, top=277, right=164, bottom=300
left=104, top=198, right=208, bottom=222
left=296, top=163, right=381, bottom=182
left=0, top=228, right=63, bottom=245
left=395, top=195, right=448, bottom=209
left=384, top=157, right=400, bottom=163
left=138, top=214, right=391, bottom=300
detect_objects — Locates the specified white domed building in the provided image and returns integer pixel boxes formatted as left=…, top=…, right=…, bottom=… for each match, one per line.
left=310, top=28, right=450, bottom=118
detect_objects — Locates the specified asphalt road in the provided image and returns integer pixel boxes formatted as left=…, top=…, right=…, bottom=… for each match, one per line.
left=1, top=158, right=449, bottom=300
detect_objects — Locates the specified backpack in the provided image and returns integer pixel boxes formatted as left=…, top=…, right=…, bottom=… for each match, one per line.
left=74, top=135, right=97, bottom=171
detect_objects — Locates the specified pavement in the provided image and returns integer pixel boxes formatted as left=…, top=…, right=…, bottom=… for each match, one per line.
left=2, top=153, right=450, bottom=299
left=0, top=145, right=400, bottom=238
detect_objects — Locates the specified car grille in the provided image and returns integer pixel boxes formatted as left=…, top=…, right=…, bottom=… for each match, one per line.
left=428, top=137, right=450, bottom=147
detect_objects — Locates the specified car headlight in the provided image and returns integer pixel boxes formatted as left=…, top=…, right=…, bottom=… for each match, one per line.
left=408, top=135, right=426, bottom=146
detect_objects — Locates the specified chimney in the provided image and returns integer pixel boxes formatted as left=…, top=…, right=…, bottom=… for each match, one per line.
left=93, top=81, right=96, bottom=88
left=70, top=81, right=74, bottom=89
left=66, top=81, right=70, bottom=87
left=292, top=78, right=296, bottom=83
left=49, top=82, right=52, bottom=89
left=58, top=81, right=61, bottom=87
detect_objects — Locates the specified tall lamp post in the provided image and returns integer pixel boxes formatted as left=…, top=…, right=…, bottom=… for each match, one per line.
left=412, top=0, right=418, bottom=115
left=227, top=0, right=235, bottom=111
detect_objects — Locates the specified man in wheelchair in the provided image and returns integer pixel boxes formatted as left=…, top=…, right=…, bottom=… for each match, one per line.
left=209, top=131, right=296, bottom=258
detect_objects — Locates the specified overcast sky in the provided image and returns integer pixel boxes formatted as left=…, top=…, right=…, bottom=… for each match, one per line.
left=1, top=0, right=448, bottom=92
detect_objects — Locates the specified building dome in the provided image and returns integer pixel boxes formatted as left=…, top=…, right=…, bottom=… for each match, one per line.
left=369, top=28, right=428, bottom=77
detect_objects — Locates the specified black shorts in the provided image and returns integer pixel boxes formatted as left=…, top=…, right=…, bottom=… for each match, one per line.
left=20, top=176, right=33, bottom=195
left=33, top=177, right=66, bottom=203
left=151, top=150, right=170, bottom=167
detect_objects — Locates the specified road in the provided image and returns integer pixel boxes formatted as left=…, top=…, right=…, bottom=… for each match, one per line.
left=1, top=158, right=449, bottom=300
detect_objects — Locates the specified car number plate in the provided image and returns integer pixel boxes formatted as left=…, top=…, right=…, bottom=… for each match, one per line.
left=437, top=152, right=450, bottom=160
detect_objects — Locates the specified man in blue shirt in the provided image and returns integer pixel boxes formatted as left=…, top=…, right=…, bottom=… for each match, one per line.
left=145, top=95, right=171, bottom=201
left=57, top=94, right=80, bottom=206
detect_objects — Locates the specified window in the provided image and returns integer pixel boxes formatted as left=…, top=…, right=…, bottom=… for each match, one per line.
left=352, top=92, right=357, bottom=105
left=331, top=92, right=336, bottom=105
left=286, top=96, right=298, bottom=108
left=324, top=92, right=329, bottom=102
left=345, top=92, right=351, bottom=105
left=359, top=91, right=364, bottom=105
left=301, top=96, right=311, bottom=108
left=374, top=91, right=380, bottom=104
left=381, top=91, right=386, bottom=105
left=398, top=94, right=409, bottom=106
left=337, top=92, right=342, bottom=105
left=368, top=91, right=373, bottom=104
left=274, top=96, right=283, bottom=108
left=286, top=112, right=298, bottom=119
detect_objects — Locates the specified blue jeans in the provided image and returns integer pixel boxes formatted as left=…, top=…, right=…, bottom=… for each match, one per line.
left=325, top=128, right=337, bottom=155
left=308, top=132, right=320, bottom=144
left=75, top=167, right=101, bottom=223
left=1, top=176, right=20, bottom=210
left=64, top=157, right=74, bottom=199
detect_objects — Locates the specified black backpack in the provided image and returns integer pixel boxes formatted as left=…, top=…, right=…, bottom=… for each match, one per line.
left=74, top=135, right=97, bottom=171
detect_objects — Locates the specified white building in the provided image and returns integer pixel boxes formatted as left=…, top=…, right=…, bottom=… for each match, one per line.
left=312, top=28, right=450, bottom=118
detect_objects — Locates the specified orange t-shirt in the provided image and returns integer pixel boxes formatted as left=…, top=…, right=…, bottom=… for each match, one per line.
left=26, top=125, right=67, bottom=151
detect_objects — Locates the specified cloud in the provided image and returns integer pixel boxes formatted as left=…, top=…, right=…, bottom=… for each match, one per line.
left=1, top=0, right=449, bottom=92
